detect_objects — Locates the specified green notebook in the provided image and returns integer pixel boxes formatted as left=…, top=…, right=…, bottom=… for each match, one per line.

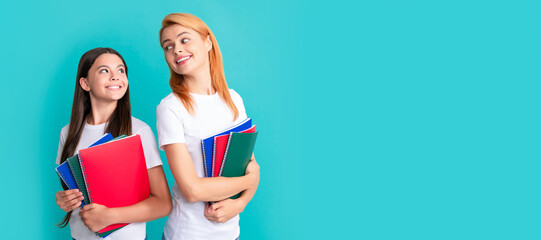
left=67, top=155, right=90, bottom=205
left=220, top=131, right=258, bottom=199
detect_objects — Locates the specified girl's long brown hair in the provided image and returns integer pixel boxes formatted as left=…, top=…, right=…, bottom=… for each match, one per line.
left=159, top=13, right=239, bottom=120
left=57, top=47, right=132, bottom=228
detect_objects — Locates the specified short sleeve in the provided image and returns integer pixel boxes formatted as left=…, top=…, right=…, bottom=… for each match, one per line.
left=230, top=89, right=248, bottom=120
left=135, top=125, right=163, bottom=169
left=156, top=102, right=185, bottom=150
left=55, top=126, right=68, bottom=165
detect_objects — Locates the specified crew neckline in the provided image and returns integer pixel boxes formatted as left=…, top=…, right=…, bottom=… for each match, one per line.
left=84, top=121, right=107, bottom=129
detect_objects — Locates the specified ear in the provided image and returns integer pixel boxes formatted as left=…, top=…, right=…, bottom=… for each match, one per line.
left=205, top=35, right=212, bottom=52
left=80, top=77, right=90, bottom=92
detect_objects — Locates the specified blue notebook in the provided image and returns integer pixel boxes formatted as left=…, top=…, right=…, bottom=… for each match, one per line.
left=55, top=133, right=113, bottom=207
left=201, top=118, right=252, bottom=177
left=88, top=133, right=113, bottom=148
left=55, top=161, right=85, bottom=206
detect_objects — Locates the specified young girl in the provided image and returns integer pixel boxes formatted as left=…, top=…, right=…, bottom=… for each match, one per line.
left=55, top=47, right=172, bottom=240
left=156, top=13, right=260, bottom=240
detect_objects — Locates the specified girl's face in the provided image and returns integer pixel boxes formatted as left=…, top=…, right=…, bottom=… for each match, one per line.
left=80, top=53, right=128, bottom=103
left=161, top=24, right=212, bottom=76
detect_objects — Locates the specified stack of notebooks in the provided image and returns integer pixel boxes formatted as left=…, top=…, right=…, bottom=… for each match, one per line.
left=201, top=118, right=258, bottom=199
left=55, top=133, right=150, bottom=237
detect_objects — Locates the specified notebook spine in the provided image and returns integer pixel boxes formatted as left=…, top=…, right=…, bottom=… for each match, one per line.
left=56, top=164, right=75, bottom=189
left=219, top=132, right=234, bottom=176
left=78, top=153, right=93, bottom=204
left=212, top=137, right=217, bottom=178
left=201, top=140, right=208, bottom=177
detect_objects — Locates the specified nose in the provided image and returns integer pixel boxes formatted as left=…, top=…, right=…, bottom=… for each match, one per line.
left=111, top=72, right=120, bottom=81
left=174, top=45, right=183, bottom=55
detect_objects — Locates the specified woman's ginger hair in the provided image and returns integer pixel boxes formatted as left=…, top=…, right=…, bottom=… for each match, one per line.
left=159, top=13, right=238, bottom=120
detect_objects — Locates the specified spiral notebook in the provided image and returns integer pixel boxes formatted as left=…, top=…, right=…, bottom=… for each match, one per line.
left=212, top=125, right=257, bottom=177
left=78, top=134, right=150, bottom=235
left=220, top=131, right=258, bottom=199
left=56, top=133, right=114, bottom=206
left=201, top=118, right=252, bottom=177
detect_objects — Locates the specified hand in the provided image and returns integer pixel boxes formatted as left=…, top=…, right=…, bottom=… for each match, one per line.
left=245, top=158, right=260, bottom=186
left=245, top=158, right=259, bottom=177
left=204, top=199, right=245, bottom=223
left=79, top=203, right=116, bottom=232
left=56, top=189, right=84, bottom=212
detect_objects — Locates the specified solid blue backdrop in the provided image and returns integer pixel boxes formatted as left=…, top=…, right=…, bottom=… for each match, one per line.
left=1, top=0, right=540, bottom=239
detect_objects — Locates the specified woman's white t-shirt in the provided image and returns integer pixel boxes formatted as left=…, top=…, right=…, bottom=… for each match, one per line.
left=156, top=89, right=247, bottom=240
left=55, top=117, right=162, bottom=240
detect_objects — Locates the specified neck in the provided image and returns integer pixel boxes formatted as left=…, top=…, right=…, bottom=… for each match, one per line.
left=87, top=97, right=118, bottom=125
left=183, top=64, right=215, bottom=95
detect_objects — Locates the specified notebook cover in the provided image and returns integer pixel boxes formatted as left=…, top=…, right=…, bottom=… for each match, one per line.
left=66, top=155, right=90, bottom=205
left=201, top=118, right=252, bottom=177
left=220, top=131, right=258, bottom=199
left=213, top=125, right=257, bottom=177
left=98, top=226, right=125, bottom=238
left=55, top=161, right=85, bottom=207
left=79, top=134, right=150, bottom=234
left=88, top=133, right=113, bottom=148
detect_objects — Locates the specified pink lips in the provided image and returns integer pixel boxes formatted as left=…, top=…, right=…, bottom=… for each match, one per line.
left=175, top=55, right=192, bottom=65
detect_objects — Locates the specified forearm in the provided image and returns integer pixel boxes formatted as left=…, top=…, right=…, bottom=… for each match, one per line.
left=109, top=194, right=171, bottom=224
left=236, top=177, right=259, bottom=208
left=165, top=143, right=256, bottom=202
left=182, top=173, right=257, bottom=202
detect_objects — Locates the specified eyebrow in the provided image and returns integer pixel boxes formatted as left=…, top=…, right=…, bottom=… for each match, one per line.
left=97, top=64, right=125, bottom=69
left=162, top=31, right=190, bottom=45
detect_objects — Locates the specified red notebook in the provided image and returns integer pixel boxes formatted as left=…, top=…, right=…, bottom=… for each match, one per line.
left=78, top=134, right=150, bottom=234
left=213, top=125, right=256, bottom=177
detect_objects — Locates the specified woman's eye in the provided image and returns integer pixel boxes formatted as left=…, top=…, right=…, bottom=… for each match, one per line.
left=100, top=69, right=108, bottom=73
left=181, top=38, right=189, bottom=44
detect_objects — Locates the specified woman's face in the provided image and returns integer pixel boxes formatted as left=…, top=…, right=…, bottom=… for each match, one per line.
left=80, top=53, right=128, bottom=103
left=161, top=24, right=212, bottom=76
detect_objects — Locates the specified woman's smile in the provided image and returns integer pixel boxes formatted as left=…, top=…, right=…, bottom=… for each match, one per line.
left=175, top=55, right=192, bottom=65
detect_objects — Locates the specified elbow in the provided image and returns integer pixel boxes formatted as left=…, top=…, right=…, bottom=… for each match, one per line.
left=162, top=197, right=173, bottom=216
left=154, top=194, right=173, bottom=218
left=183, top=185, right=205, bottom=203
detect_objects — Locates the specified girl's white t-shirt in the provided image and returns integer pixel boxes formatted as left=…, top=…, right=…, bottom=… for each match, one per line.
left=156, top=89, right=247, bottom=240
left=55, top=117, right=163, bottom=240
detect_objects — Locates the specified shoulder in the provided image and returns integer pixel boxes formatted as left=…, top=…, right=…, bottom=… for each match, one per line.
left=60, top=124, right=70, bottom=138
left=157, top=92, right=186, bottom=120
left=158, top=92, right=182, bottom=110
left=131, top=116, right=151, bottom=133
left=228, top=89, right=243, bottom=103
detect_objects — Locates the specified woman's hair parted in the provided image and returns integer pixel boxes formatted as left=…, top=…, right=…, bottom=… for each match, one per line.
left=159, top=13, right=239, bottom=120
left=57, top=47, right=132, bottom=228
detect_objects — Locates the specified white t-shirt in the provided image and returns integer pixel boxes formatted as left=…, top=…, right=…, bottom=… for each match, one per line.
left=55, top=117, right=162, bottom=240
left=156, top=89, right=247, bottom=240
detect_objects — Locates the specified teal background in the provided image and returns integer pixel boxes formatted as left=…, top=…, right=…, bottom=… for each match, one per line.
left=1, top=0, right=540, bottom=239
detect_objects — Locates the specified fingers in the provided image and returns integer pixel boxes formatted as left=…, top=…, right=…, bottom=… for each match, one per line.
left=56, top=190, right=84, bottom=212
left=82, top=203, right=95, bottom=211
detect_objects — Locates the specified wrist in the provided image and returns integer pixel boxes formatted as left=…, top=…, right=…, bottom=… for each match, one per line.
left=107, top=207, right=121, bottom=224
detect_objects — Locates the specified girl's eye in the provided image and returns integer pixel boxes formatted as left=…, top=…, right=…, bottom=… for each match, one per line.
left=118, top=69, right=125, bottom=74
left=181, top=38, right=189, bottom=44
left=100, top=69, right=108, bottom=73
left=164, top=46, right=172, bottom=51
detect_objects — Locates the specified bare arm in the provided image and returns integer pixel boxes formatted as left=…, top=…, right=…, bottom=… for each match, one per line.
left=164, top=143, right=258, bottom=202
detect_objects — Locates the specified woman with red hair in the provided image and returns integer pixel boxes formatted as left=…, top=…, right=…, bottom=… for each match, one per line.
left=156, top=13, right=260, bottom=240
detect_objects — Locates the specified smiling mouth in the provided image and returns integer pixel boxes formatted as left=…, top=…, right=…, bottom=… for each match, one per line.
left=176, top=55, right=192, bottom=65
left=106, top=86, right=122, bottom=89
